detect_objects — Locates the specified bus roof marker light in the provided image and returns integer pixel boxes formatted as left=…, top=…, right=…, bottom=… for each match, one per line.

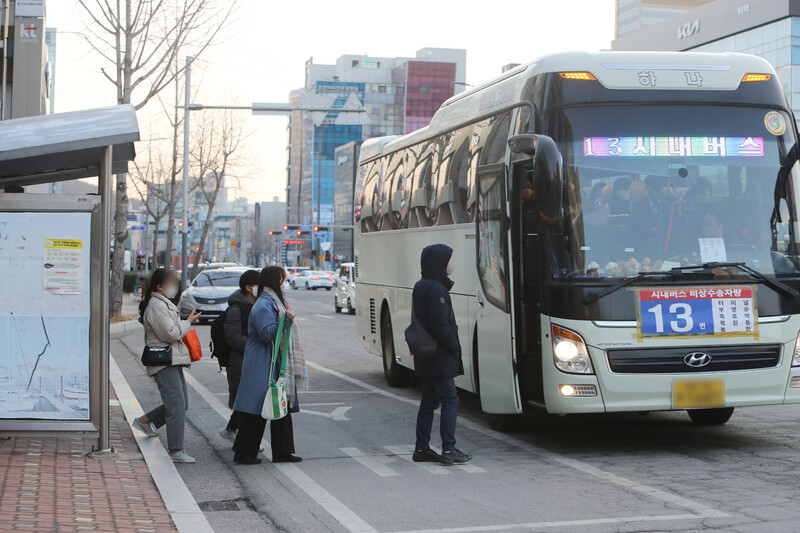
left=559, top=72, right=596, bottom=81
left=741, top=73, right=771, bottom=82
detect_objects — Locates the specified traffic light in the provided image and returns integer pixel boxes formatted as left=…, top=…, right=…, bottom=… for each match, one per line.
left=313, top=226, right=320, bottom=232
left=283, top=225, right=289, bottom=231
left=268, top=231, right=274, bottom=236
left=324, top=251, right=331, bottom=261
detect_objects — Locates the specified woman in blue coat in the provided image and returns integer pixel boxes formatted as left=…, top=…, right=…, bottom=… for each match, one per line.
left=232, top=266, right=305, bottom=465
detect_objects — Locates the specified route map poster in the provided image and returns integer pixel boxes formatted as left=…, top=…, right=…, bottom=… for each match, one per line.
left=0, top=212, right=91, bottom=420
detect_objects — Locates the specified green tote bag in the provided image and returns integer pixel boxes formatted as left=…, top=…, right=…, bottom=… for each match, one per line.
left=261, top=314, right=293, bottom=420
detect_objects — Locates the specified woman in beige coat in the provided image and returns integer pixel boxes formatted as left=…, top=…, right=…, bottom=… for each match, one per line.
left=132, top=269, right=201, bottom=463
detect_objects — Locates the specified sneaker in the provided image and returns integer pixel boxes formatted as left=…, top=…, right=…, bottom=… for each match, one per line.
left=440, top=449, right=472, bottom=465
left=169, top=450, right=196, bottom=464
left=412, top=448, right=441, bottom=463
left=218, top=427, right=236, bottom=442
left=234, top=456, right=262, bottom=465
left=132, top=418, right=158, bottom=437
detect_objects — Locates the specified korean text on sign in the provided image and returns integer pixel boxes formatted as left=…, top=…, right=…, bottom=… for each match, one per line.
left=638, top=286, right=757, bottom=337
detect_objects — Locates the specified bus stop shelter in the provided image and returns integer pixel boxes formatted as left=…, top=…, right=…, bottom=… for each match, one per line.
left=0, top=104, right=139, bottom=451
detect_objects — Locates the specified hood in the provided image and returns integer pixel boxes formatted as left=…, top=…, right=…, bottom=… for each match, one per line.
left=420, top=244, right=454, bottom=289
left=228, top=289, right=253, bottom=307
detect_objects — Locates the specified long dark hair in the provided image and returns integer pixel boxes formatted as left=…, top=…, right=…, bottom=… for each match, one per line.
left=259, top=266, right=286, bottom=305
left=139, top=269, right=177, bottom=323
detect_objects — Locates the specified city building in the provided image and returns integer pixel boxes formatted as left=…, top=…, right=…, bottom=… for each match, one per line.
left=615, top=0, right=712, bottom=39
left=1, top=1, right=51, bottom=119
left=285, top=47, right=466, bottom=265
left=612, top=0, right=800, bottom=125
left=333, top=141, right=361, bottom=264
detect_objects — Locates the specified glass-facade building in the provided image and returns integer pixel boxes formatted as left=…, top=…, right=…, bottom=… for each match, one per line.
left=612, top=1, right=800, bottom=129
left=285, top=48, right=466, bottom=264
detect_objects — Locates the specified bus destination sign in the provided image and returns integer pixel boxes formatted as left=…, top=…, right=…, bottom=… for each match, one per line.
left=583, top=136, right=764, bottom=158
left=637, top=285, right=758, bottom=338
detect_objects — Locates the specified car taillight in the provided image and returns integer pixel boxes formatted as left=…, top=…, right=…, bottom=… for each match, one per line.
left=312, top=277, right=319, bottom=280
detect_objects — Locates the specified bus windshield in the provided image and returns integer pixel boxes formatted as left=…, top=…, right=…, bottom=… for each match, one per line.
left=549, top=104, right=800, bottom=280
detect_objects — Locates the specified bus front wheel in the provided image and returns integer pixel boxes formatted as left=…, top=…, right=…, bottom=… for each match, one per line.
left=687, top=407, right=734, bottom=425
left=382, top=312, right=412, bottom=387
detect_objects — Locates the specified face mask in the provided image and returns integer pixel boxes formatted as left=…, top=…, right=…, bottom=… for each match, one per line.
left=446, top=260, right=454, bottom=276
left=163, top=285, right=178, bottom=299
left=250, top=286, right=258, bottom=297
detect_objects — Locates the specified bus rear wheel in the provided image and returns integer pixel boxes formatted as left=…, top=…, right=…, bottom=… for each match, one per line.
left=687, top=407, right=734, bottom=425
left=382, top=312, right=412, bottom=387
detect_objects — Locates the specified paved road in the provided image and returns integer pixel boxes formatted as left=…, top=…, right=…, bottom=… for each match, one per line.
left=114, top=288, right=800, bottom=533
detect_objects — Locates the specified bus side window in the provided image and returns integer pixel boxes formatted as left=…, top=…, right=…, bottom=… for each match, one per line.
left=359, top=162, right=380, bottom=233
left=409, top=141, right=436, bottom=228
left=354, top=161, right=372, bottom=230
left=437, top=126, right=472, bottom=224
left=481, top=113, right=511, bottom=166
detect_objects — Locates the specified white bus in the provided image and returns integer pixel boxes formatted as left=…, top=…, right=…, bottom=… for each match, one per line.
left=354, top=51, right=800, bottom=428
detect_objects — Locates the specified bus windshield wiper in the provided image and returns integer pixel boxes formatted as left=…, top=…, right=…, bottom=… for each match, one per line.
left=670, top=262, right=799, bottom=299
left=581, top=271, right=674, bottom=305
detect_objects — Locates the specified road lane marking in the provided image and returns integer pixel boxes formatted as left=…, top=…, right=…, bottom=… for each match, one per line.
left=384, top=513, right=701, bottom=533
left=305, top=360, right=727, bottom=520
left=384, top=446, right=450, bottom=475
left=303, top=406, right=352, bottom=421
left=182, top=372, right=378, bottom=533
left=341, top=447, right=400, bottom=477
left=314, top=314, right=333, bottom=319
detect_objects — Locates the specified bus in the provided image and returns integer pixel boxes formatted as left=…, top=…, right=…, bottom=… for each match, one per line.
left=353, top=51, right=800, bottom=428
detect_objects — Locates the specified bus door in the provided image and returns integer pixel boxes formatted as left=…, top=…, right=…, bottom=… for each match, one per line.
left=512, top=157, right=545, bottom=406
left=475, top=163, right=521, bottom=414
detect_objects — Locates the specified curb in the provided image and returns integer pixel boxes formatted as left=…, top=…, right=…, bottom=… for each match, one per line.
left=110, top=319, right=143, bottom=337
left=109, top=322, right=213, bottom=533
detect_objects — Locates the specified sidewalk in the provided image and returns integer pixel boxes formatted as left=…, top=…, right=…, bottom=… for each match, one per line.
left=0, top=385, right=175, bottom=532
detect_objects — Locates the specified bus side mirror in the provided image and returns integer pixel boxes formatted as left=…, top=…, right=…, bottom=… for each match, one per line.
left=508, top=134, right=563, bottom=225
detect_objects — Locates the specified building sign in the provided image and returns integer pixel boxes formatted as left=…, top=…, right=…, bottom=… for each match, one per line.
left=17, top=20, right=39, bottom=43
left=15, top=0, right=44, bottom=17
left=677, top=19, right=700, bottom=40
left=583, top=136, right=764, bottom=158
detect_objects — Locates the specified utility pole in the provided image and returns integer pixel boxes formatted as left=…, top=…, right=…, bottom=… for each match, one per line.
left=180, top=56, right=192, bottom=289
left=1, top=0, right=9, bottom=120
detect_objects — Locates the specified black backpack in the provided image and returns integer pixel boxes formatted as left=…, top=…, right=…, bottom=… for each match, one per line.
left=209, top=309, right=232, bottom=368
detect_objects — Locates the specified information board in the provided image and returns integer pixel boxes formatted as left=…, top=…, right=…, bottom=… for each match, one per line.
left=0, top=212, right=91, bottom=419
left=637, top=285, right=758, bottom=339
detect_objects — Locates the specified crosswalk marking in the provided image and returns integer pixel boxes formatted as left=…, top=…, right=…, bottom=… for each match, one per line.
left=453, top=463, right=486, bottom=474
left=340, top=448, right=399, bottom=477
left=383, top=446, right=451, bottom=475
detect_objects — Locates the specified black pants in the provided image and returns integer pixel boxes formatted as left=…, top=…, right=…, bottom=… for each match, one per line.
left=233, top=412, right=295, bottom=460
left=225, top=352, right=244, bottom=431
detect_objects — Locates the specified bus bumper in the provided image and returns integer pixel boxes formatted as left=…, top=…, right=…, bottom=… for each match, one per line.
left=541, top=316, right=800, bottom=414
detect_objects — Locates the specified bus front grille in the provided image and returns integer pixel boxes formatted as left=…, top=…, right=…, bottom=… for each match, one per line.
left=606, top=344, right=782, bottom=374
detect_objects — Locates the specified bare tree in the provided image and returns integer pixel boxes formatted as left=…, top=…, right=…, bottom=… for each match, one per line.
left=77, top=0, right=235, bottom=317
left=189, top=108, right=247, bottom=280
left=130, top=139, right=175, bottom=269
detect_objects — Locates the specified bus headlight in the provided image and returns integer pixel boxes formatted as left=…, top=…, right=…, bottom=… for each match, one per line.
left=793, top=332, right=800, bottom=367
left=551, top=325, right=594, bottom=374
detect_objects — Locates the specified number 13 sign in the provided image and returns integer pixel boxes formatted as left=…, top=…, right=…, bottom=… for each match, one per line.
left=637, top=286, right=758, bottom=338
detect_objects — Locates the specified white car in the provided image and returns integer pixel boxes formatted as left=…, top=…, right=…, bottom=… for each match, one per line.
left=291, top=270, right=335, bottom=290
left=334, top=262, right=356, bottom=314
left=178, top=267, right=249, bottom=323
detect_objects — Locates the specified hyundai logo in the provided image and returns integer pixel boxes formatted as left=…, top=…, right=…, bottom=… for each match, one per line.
left=684, top=352, right=712, bottom=368
left=207, top=299, right=216, bottom=304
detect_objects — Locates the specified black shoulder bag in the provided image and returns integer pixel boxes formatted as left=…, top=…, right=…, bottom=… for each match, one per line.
left=404, top=291, right=438, bottom=361
left=142, top=345, right=172, bottom=366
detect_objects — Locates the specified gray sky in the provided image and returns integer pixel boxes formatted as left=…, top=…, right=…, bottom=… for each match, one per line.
left=47, top=0, right=614, bottom=203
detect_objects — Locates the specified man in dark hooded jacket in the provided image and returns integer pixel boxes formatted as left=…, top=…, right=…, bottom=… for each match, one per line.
left=412, top=244, right=472, bottom=465
left=218, top=269, right=259, bottom=442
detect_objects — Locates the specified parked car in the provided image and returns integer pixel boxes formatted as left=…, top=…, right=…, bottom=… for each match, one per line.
left=291, top=270, right=335, bottom=290
left=334, top=262, right=356, bottom=314
left=178, top=267, right=249, bottom=323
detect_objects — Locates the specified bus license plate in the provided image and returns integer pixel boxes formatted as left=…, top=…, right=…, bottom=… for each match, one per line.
left=672, top=379, right=725, bottom=409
